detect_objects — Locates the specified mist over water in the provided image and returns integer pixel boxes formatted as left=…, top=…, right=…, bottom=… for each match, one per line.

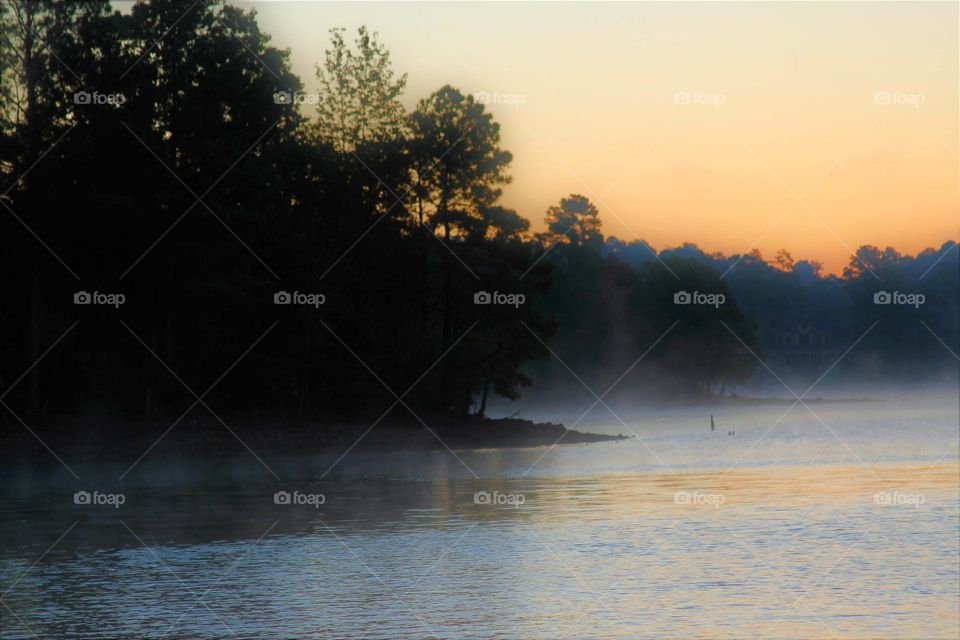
left=1, top=1, right=957, bottom=638
left=3, top=394, right=957, bottom=639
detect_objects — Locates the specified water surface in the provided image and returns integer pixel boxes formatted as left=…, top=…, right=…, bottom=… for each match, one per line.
left=2, top=399, right=958, bottom=638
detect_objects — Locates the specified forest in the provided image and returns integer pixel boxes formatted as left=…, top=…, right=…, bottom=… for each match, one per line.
left=2, top=0, right=956, bottom=430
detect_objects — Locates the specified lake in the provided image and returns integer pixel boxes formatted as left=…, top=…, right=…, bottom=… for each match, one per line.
left=2, top=397, right=958, bottom=638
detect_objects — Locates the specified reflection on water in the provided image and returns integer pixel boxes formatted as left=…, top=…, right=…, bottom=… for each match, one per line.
left=2, top=402, right=958, bottom=639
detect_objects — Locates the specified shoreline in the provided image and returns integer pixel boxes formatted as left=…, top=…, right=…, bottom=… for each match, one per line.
left=0, top=414, right=629, bottom=465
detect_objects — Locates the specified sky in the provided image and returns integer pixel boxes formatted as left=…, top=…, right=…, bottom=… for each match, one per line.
left=240, top=2, right=956, bottom=274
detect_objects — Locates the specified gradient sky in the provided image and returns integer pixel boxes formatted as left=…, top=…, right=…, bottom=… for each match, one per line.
left=242, top=1, right=958, bottom=274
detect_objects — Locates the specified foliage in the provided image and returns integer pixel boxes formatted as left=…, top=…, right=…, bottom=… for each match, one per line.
left=1, top=2, right=955, bottom=430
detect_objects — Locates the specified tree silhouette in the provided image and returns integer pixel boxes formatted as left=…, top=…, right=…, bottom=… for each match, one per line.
left=313, top=26, right=408, bottom=152
left=0, top=2, right=955, bottom=438
left=408, top=86, right=512, bottom=238
left=540, top=194, right=604, bottom=252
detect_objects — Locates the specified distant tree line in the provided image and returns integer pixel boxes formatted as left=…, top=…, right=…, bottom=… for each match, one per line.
left=605, top=239, right=959, bottom=388
left=1, top=1, right=954, bottom=428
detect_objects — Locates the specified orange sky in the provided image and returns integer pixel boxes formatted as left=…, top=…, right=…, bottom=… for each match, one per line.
left=246, top=1, right=959, bottom=274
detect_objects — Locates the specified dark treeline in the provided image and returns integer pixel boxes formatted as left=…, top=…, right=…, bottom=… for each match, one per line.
left=603, top=239, right=959, bottom=390
left=1, top=1, right=956, bottom=430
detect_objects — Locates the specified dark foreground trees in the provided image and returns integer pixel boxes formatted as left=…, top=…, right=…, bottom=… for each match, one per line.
left=0, top=1, right=558, bottom=423
left=1, top=1, right=953, bottom=432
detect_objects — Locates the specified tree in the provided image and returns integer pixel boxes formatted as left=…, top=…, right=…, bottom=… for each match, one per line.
left=842, top=245, right=901, bottom=279
left=647, top=257, right=758, bottom=396
left=1, top=0, right=113, bottom=418
left=408, top=86, right=512, bottom=237
left=2, top=5, right=955, bottom=439
left=314, top=26, right=407, bottom=152
left=540, top=194, right=604, bottom=252
left=773, top=249, right=794, bottom=272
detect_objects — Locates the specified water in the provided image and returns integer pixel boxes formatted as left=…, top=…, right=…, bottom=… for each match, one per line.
left=2, top=398, right=958, bottom=638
